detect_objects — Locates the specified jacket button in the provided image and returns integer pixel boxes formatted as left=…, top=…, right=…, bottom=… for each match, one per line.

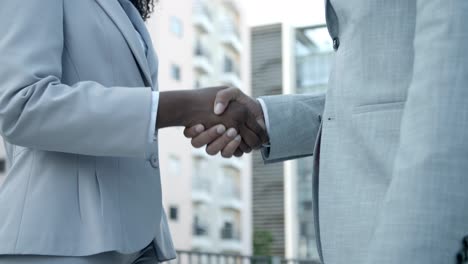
left=150, top=153, right=159, bottom=169
left=333, top=37, right=340, bottom=51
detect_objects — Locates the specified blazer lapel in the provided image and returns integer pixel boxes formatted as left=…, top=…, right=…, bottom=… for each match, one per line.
left=118, top=0, right=159, bottom=90
left=94, top=0, right=153, bottom=87
left=324, top=0, right=339, bottom=39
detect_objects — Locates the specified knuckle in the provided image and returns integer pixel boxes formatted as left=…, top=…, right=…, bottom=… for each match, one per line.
left=217, top=91, right=228, bottom=100
left=209, top=127, right=221, bottom=137
left=206, top=147, right=218, bottom=156
left=221, top=136, right=231, bottom=144
left=191, top=139, right=203, bottom=149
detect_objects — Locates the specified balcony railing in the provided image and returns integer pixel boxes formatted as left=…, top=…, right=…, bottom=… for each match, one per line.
left=165, top=251, right=322, bottom=264
left=194, top=43, right=214, bottom=75
left=220, top=20, right=242, bottom=53
left=222, top=0, right=240, bottom=15
left=194, top=43, right=212, bottom=61
left=194, top=1, right=213, bottom=21
left=221, top=57, right=242, bottom=88
left=193, top=1, right=214, bottom=33
left=223, top=186, right=241, bottom=200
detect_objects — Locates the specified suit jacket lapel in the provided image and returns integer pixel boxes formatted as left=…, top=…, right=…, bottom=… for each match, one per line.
left=135, top=22, right=159, bottom=89
left=118, top=0, right=159, bottom=90
left=94, top=0, right=153, bottom=87
left=324, top=0, right=339, bottom=39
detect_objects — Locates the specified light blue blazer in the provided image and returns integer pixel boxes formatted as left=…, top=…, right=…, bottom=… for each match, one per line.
left=260, top=0, right=468, bottom=263
left=0, top=0, right=176, bottom=260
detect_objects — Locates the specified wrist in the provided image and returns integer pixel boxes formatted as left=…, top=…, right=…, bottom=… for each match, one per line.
left=255, top=98, right=269, bottom=141
left=157, top=90, right=195, bottom=128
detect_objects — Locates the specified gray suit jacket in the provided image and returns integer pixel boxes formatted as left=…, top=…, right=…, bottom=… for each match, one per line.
left=0, top=0, right=175, bottom=260
left=261, top=0, right=468, bottom=263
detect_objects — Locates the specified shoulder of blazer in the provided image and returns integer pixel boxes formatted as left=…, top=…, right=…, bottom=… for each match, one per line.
left=93, top=0, right=152, bottom=86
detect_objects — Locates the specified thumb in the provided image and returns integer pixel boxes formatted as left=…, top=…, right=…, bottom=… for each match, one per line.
left=256, top=116, right=266, bottom=130
left=213, top=87, right=241, bottom=115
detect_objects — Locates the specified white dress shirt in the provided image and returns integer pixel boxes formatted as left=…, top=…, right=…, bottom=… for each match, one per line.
left=257, top=99, right=271, bottom=147
left=133, top=24, right=159, bottom=143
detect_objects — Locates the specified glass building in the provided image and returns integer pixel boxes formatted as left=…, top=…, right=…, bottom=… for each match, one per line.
left=295, top=25, right=333, bottom=259
left=251, top=24, right=333, bottom=261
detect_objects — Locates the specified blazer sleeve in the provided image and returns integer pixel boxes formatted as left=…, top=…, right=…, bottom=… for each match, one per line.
left=365, top=1, right=468, bottom=263
left=0, top=0, right=153, bottom=158
left=259, top=94, right=325, bottom=163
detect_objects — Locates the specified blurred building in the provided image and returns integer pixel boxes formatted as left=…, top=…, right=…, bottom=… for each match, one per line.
left=147, top=0, right=252, bottom=255
left=251, top=23, right=333, bottom=260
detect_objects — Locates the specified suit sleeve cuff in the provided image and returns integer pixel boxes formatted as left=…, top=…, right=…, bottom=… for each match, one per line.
left=257, top=98, right=271, bottom=142
left=257, top=98, right=271, bottom=159
left=148, top=91, right=159, bottom=143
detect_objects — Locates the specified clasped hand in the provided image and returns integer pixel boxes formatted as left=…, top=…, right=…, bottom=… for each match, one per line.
left=185, top=87, right=267, bottom=158
left=158, top=86, right=267, bottom=158
left=156, top=86, right=268, bottom=158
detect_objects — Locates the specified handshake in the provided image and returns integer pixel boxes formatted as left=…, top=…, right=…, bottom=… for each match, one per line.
left=157, top=86, right=269, bottom=158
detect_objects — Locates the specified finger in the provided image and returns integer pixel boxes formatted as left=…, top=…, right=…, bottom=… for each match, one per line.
left=239, top=141, right=251, bottom=153
left=234, top=149, right=244, bottom=157
left=214, top=87, right=242, bottom=115
left=206, top=128, right=238, bottom=155
left=240, top=125, right=262, bottom=149
left=191, top=125, right=226, bottom=148
left=221, top=135, right=242, bottom=158
left=246, top=116, right=269, bottom=144
left=184, top=124, right=205, bottom=138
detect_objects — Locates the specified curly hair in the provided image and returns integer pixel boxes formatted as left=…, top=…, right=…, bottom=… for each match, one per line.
left=130, top=0, right=157, bottom=21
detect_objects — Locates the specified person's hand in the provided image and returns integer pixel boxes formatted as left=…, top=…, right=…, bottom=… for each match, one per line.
left=184, top=87, right=267, bottom=158
left=185, top=124, right=246, bottom=157
left=158, top=86, right=267, bottom=156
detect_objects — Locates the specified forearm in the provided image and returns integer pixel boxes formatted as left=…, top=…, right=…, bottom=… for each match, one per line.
left=0, top=80, right=153, bottom=157
left=259, top=93, right=325, bottom=163
left=157, top=87, right=232, bottom=130
left=156, top=90, right=194, bottom=129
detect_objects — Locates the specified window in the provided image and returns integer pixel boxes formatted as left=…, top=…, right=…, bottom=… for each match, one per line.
left=171, top=64, right=181, bottom=81
left=193, top=157, right=210, bottom=192
left=223, top=166, right=241, bottom=199
left=170, top=16, right=183, bottom=38
left=223, top=56, right=234, bottom=73
left=169, top=206, right=179, bottom=221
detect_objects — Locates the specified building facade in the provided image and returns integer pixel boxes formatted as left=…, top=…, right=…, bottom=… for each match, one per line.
left=251, top=23, right=333, bottom=261
left=251, top=24, right=286, bottom=257
left=147, top=0, right=252, bottom=255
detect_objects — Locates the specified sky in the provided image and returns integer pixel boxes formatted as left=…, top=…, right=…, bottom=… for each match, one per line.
left=243, top=0, right=326, bottom=27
